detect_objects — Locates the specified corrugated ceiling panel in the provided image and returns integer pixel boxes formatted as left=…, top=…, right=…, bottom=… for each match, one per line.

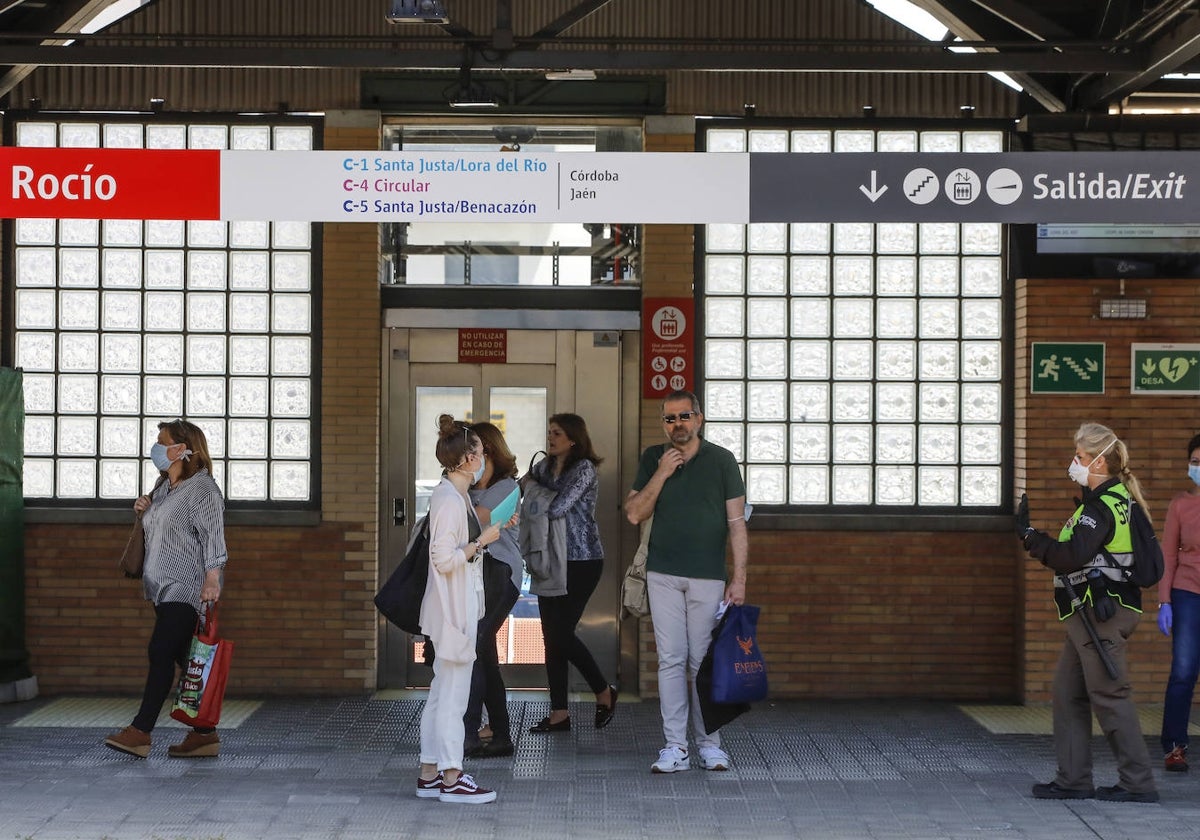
left=83, top=0, right=939, bottom=44
left=670, top=71, right=1019, bottom=119
left=11, top=63, right=1017, bottom=119
left=11, top=68, right=360, bottom=113
left=8, top=0, right=1018, bottom=117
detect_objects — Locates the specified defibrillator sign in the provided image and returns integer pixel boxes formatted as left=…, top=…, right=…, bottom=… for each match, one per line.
left=1131, top=343, right=1200, bottom=395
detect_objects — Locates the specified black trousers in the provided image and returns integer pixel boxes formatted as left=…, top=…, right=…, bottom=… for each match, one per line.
left=538, top=558, right=608, bottom=709
left=464, top=572, right=520, bottom=744
left=132, top=601, right=212, bottom=734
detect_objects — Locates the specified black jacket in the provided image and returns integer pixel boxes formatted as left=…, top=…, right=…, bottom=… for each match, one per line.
left=1023, top=478, right=1141, bottom=616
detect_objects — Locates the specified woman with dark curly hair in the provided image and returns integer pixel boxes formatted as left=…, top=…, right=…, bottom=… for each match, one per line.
left=462, top=421, right=522, bottom=758
left=525, top=413, right=617, bottom=734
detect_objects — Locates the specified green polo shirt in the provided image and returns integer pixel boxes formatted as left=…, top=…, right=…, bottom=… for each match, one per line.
left=632, top=438, right=745, bottom=581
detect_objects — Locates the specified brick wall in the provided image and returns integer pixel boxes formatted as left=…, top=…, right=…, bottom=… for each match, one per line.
left=1018, top=276, right=1194, bottom=702
left=632, top=126, right=1017, bottom=702
left=18, top=121, right=1188, bottom=705
left=22, top=113, right=382, bottom=697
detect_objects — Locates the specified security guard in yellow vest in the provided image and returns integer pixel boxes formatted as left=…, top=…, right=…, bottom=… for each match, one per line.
left=1019, top=422, right=1158, bottom=803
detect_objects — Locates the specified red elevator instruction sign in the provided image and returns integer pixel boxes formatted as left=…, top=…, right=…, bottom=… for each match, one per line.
left=643, top=298, right=693, bottom=399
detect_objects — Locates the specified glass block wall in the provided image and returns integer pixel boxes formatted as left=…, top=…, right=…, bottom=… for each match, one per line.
left=702, top=127, right=1005, bottom=508
left=11, top=119, right=318, bottom=504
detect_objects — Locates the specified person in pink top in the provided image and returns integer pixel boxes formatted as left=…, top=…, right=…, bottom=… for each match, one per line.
left=1157, top=432, right=1200, bottom=773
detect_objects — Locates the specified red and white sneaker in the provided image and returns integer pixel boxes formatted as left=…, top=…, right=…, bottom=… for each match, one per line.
left=438, top=773, right=497, bottom=804
left=1165, top=745, right=1189, bottom=773
left=415, top=773, right=443, bottom=798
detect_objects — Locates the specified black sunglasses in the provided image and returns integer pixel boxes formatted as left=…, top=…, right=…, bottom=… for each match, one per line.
left=662, top=411, right=696, bottom=424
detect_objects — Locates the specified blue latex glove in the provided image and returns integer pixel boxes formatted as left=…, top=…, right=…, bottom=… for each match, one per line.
left=1159, top=603, right=1173, bottom=636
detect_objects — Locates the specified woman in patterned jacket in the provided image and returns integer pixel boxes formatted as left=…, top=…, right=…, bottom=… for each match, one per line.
left=525, top=413, right=618, bottom=734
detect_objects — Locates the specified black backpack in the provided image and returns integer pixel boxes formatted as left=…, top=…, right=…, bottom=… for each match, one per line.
left=1099, top=491, right=1164, bottom=589
left=374, top=515, right=430, bottom=634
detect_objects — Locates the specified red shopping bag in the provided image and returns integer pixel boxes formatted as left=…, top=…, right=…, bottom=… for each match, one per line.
left=170, top=603, right=233, bottom=728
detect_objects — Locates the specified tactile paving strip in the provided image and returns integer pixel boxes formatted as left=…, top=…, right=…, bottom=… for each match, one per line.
left=957, top=703, right=1198, bottom=736
left=10, top=696, right=262, bottom=728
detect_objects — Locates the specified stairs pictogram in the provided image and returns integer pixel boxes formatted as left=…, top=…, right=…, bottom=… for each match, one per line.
left=908, top=174, right=936, bottom=197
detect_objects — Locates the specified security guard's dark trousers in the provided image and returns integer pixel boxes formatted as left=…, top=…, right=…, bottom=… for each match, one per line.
left=1052, top=606, right=1156, bottom=794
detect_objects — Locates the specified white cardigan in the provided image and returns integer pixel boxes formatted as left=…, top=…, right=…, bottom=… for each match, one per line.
left=418, top=477, right=485, bottom=664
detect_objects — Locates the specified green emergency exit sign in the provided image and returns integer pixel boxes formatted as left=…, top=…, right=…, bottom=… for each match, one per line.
left=1031, top=342, right=1105, bottom=394
left=1131, top=343, right=1200, bottom=395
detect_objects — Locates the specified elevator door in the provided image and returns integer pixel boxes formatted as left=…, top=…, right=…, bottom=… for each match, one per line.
left=380, top=328, right=623, bottom=691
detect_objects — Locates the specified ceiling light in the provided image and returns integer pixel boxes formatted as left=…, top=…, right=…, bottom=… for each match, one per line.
left=387, top=0, right=449, bottom=24
left=545, top=69, right=597, bottom=81
left=449, top=86, right=498, bottom=108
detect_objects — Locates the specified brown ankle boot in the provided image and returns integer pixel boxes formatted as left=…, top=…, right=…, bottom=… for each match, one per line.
left=168, top=730, right=220, bottom=758
left=103, top=725, right=151, bottom=758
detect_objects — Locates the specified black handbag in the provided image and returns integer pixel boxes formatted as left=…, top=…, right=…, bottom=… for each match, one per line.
left=374, top=515, right=431, bottom=634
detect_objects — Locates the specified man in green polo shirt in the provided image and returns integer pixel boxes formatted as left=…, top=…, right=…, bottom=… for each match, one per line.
left=625, top=390, right=748, bottom=774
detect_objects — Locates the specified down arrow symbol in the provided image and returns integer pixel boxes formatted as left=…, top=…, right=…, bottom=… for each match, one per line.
left=859, top=170, right=888, bottom=202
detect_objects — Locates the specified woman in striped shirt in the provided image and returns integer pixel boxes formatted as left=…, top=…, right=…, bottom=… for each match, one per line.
left=104, top=419, right=227, bottom=760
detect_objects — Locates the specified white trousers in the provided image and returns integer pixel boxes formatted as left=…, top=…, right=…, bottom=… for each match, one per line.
left=647, top=570, right=726, bottom=752
left=419, top=654, right=473, bottom=771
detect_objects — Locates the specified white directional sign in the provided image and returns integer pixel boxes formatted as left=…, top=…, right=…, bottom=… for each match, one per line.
left=2, top=148, right=1198, bottom=223
left=220, top=151, right=750, bottom=223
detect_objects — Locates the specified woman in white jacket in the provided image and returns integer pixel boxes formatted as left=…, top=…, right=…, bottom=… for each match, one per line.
left=416, top=415, right=511, bottom=805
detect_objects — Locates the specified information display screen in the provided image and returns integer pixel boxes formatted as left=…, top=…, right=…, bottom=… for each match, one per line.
left=1010, top=223, right=1200, bottom=278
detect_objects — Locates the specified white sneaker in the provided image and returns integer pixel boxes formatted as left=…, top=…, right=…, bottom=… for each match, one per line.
left=651, top=746, right=690, bottom=773
left=699, top=747, right=730, bottom=771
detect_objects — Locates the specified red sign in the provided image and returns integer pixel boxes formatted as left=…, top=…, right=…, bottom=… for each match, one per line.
left=642, top=297, right=693, bottom=399
left=458, top=329, right=507, bottom=363
left=0, top=148, right=220, bottom=220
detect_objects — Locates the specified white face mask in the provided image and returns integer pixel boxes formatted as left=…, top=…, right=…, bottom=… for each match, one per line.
left=458, top=451, right=485, bottom=483
left=1068, top=439, right=1115, bottom=486
left=1067, top=459, right=1091, bottom=486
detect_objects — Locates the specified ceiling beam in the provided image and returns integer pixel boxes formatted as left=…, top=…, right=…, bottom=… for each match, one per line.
left=0, top=44, right=1143, bottom=73
left=1075, top=11, right=1200, bottom=108
left=0, top=0, right=137, bottom=103
left=530, top=0, right=616, bottom=41
left=911, top=1, right=1068, bottom=112
left=963, top=0, right=1074, bottom=39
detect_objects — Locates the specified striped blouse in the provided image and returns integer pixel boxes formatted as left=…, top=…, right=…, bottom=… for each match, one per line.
left=140, top=468, right=228, bottom=608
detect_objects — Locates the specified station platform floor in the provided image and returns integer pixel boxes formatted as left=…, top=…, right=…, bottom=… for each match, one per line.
left=1, top=692, right=1196, bottom=840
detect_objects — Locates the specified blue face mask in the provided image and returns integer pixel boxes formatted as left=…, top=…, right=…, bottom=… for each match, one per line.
left=150, top=442, right=172, bottom=471
left=150, top=442, right=191, bottom=472
left=472, top=454, right=486, bottom=484
left=1189, top=464, right=1200, bottom=487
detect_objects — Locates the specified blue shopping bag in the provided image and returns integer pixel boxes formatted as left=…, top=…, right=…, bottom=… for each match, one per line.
left=709, top=603, right=768, bottom=704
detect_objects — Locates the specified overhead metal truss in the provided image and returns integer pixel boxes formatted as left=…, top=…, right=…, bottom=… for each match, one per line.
left=0, top=0, right=1199, bottom=114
